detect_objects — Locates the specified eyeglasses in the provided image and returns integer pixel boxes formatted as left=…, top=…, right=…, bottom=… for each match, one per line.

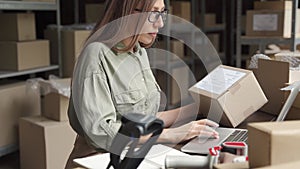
left=135, top=9, right=168, bottom=23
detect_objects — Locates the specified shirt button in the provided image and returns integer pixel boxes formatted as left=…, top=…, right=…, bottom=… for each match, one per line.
left=142, top=78, right=145, bottom=82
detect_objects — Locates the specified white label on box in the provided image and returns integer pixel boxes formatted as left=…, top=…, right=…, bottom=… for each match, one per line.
left=195, top=67, right=246, bottom=95
left=253, top=14, right=278, bottom=31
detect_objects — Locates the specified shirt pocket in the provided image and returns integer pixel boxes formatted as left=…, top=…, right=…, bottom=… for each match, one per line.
left=114, top=89, right=146, bottom=114
left=114, top=89, right=145, bottom=104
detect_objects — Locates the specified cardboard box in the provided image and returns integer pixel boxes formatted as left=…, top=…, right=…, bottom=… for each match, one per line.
left=189, top=65, right=268, bottom=127
left=19, top=116, right=76, bottom=169
left=213, top=162, right=249, bottom=169
left=85, top=3, right=106, bottom=23
left=248, top=121, right=300, bottom=168
left=40, top=78, right=71, bottom=121
left=155, top=66, right=190, bottom=106
left=251, top=59, right=300, bottom=116
left=44, top=29, right=59, bottom=64
left=62, top=30, right=91, bottom=77
left=156, top=40, right=185, bottom=60
left=0, top=40, right=50, bottom=71
left=0, top=13, right=36, bottom=41
left=283, top=91, right=300, bottom=120
left=255, top=161, right=300, bottom=169
left=170, top=1, right=191, bottom=22
left=247, top=1, right=300, bottom=38
left=0, top=82, right=40, bottom=152
left=207, top=33, right=220, bottom=52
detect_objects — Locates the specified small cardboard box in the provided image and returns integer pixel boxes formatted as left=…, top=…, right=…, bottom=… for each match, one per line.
left=213, top=162, right=249, bottom=169
left=0, top=13, right=36, bottom=41
left=170, top=1, right=191, bottom=22
left=248, top=121, right=300, bottom=168
left=62, top=29, right=91, bottom=77
left=0, top=82, right=40, bottom=150
left=85, top=3, right=106, bottom=23
left=19, top=116, right=76, bottom=169
left=189, top=65, right=268, bottom=127
left=41, top=78, right=71, bottom=121
left=0, top=40, right=50, bottom=71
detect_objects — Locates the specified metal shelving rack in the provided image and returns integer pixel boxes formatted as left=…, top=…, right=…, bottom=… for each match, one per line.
left=0, top=0, right=61, bottom=79
left=235, top=0, right=300, bottom=68
left=0, top=0, right=61, bottom=157
left=155, top=0, right=227, bottom=110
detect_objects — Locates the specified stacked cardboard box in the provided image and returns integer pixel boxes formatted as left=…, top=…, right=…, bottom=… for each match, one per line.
left=0, top=82, right=40, bottom=157
left=0, top=13, right=50, bottom=71
left=246, top=1, right=300, bottom=37
left=19, top=78, right=76, bottom=169
left=170, top=1, right=191, bottom=22
left=44, top=27, right=91, bottom=77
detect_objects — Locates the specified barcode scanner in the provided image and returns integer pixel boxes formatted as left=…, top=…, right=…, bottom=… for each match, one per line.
left=106, top=113, right=164, bottom=169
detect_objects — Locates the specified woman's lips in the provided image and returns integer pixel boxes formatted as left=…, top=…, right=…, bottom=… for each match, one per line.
left=148, top=33, right=157, bottom=37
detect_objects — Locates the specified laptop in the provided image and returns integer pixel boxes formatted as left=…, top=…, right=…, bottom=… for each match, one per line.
left=181, top=127, right=248, bottom=155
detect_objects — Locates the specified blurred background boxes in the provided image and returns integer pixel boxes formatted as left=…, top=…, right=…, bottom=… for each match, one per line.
left=248, top=121, right=300, bottom=168
left=0, top=40, right=50, bottom=71
left=0, top=13, right=36, bottom=41
left=170, top=1, right=191, bottom=22
left=246, top=1, right=300, bottom=37
left=0, top=82, right=40, bottom=156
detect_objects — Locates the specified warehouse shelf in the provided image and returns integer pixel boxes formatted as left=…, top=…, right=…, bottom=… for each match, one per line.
left=0, top=65, right=59, bottom=79
left=0, top=1, right=57, bottom=11
left=0, top=0, right=61, bottom=79
left=235, top=0, right=300, bottom=67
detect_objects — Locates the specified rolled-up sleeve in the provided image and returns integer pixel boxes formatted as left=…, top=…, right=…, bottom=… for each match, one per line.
left=71, top=43, right=121, bottom=150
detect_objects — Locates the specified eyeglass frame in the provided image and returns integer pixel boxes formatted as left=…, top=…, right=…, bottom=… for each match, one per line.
left=134, top=9, right=168, bottom=23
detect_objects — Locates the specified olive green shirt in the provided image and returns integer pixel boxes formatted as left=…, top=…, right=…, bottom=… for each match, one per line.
left=68, top=42, right=161, bottom=150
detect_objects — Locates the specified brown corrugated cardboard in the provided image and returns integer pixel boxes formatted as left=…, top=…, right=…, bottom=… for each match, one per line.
left=19, top=116, right=76, bottom=169
left=247, top=1, right=300, bottom=38
left=155, top=66, right=190, bottom=106
left=40, top=78, right=71, bottom=121
left=0, top=13, right=36, bottom=41
left=62, top=30, right=91, bottom=77
left=0, top=40, right=50, bottom=71
left=170, top=1, right=191, bottom=22
left=0, top=82, right=40, bottom=149
left=42, top=93, right=69, bottom=121
left=189, top=65, right=268, bottom=127
left=213, top=162, right=249, bottom=169
left=85, top=3, right=106, bottom=23
left=251, top=59, right=289, bottom=115
left=248, top=121, right=300, bottom=168
left=254, top=161, right=300, bottom=169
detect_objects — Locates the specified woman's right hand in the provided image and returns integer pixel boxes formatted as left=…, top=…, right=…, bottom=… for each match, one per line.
left=159, top=119, right=219, bottom=143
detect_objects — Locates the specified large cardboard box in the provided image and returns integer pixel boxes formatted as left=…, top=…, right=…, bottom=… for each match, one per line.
left=248, top=121, right=300, bottom=168
left=19, top=116, right=76, bottom=169
left=189, top=65, right=268, bottom=127
left=0, top=13, right=36, bottom=41
left=62, top=30, right=91, bottom=77
left=170, top=1, right=191, bottom=22
left=85, top=3, right=106, bottom=23
left=252, top=59, right=300, bottom=116
left=0, top=82, right=40, bottom=156
left=0, top=40, right=50, bottom=71
left=246, top=1, right=300, bottom=37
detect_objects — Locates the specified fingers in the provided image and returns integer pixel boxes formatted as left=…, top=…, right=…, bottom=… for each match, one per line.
left=201, top=126, right=219, bottom=139
left=197, top=119, right=219, bottom=128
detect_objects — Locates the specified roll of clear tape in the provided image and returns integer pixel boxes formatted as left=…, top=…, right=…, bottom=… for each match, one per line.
left=165, top=155, right=213, bottom=168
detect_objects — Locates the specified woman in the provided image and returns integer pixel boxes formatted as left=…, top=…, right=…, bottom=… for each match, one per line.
left=65, top=0, right=219, bottom=168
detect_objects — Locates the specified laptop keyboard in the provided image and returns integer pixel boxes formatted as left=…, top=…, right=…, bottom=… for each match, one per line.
left=223, top=130, right=248, bottom=143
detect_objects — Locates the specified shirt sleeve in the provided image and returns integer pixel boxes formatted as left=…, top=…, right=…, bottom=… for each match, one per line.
left=71, top=43, right=121, bottom=150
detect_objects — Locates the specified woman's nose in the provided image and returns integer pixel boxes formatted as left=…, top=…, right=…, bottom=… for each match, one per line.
left=154, top=15, right=164, bottom=28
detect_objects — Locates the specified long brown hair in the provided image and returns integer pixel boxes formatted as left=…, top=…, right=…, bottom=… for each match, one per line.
left=86, top=0, right=158, bottom=52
